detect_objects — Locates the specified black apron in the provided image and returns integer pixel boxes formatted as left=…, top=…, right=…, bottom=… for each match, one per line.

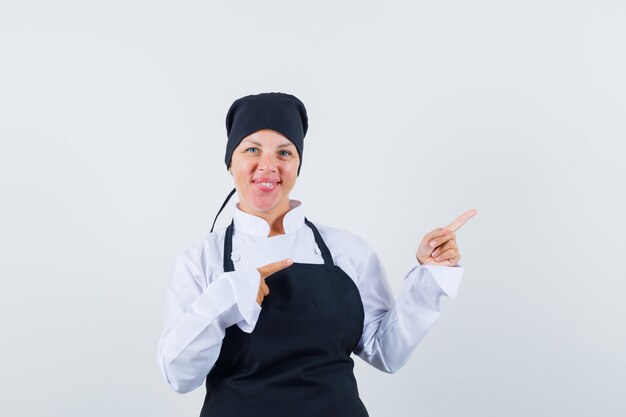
left=200, top=218, right=368, bottom=417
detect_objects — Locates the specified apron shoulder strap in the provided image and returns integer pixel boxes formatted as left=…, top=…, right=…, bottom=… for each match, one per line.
left=223, top=219, right=235, bottom=272
left=304, top=218, right=335, bottom=269
left=211, top=188, right=237, bottom=233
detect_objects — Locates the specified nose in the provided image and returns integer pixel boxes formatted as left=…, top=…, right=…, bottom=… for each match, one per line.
left=257, top=152, right=277, bottom=172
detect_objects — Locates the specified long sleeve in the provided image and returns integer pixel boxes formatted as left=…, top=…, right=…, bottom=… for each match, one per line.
left=156, top=248, right=262, bottom=393
left=352, top=243, right=464, bottom=373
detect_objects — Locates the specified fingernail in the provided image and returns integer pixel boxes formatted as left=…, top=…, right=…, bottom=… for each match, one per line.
left=435, top=257, right=440, bottom=261
left=287, top=258, right=293, bottom=264
left=432, top=251, right=439, bottom=258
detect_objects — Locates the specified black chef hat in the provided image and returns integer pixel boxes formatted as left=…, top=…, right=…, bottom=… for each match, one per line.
left=224, top=92, right=308, bottom=175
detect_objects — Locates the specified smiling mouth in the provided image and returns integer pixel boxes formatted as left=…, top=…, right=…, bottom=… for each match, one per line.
left=252, top=179, right=281, bottom=191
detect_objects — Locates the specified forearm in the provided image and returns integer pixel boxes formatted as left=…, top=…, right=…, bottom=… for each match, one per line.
left=356, top=264, right=463, bottom=373
left=156, top=268, right=261, bottom=393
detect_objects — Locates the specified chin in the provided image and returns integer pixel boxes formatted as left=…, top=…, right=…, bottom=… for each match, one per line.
left=250, top=201, right=279, bottom=213
left=248, top=196, right=287, bottom=214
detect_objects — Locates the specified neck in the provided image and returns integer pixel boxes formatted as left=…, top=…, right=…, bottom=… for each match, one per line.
left=239, top=200, right=291, bottom=236
left=267, top=211, right=288, bottom=236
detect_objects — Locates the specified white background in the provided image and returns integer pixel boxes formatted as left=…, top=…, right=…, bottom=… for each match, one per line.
left=1, top=1, right=625, bottom=416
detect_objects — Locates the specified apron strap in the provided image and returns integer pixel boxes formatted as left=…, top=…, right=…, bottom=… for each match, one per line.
left=211, top=188, right=237, bottom=233
left=223, top=220, right=235, bottom=272
left=304, top=218, right=335, bottom=268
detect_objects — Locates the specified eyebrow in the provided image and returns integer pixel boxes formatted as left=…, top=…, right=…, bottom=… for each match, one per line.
left=242, top=139, right=294, bottom=148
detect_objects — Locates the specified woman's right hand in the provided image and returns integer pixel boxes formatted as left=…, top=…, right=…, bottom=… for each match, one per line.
left=256, top=258, right=293, bottom=305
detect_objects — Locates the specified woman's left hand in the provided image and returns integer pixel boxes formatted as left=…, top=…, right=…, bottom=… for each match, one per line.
left=416, top=209, right=477, bottom=266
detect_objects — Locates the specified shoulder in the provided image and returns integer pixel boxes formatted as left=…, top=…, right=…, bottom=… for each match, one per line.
left=172, top=226, right=228, bottom=286
left=313, top=222, right=370, bottom=247
left=311, top=221, right=377, bottom=264
left=308, top=221, right=385, bottom=288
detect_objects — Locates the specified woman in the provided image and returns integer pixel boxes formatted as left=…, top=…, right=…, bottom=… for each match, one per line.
left=157, top=92, right=477, bottom=417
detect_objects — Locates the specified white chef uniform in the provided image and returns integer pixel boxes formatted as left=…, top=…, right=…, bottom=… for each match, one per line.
left=157, top=199, right=463, bottom=394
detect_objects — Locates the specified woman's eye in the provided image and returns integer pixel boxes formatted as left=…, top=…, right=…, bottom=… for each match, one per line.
left=244, top=147, right=259, bottom=153
left=278, top=150, right=292, bottom=157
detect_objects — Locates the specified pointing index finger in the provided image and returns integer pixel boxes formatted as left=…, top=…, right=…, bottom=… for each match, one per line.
left=258, top=258, right=293, bottom=279
left=446, top=209, right=478, bottom=232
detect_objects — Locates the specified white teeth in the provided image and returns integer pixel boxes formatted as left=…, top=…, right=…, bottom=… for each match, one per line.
left=259, top=182, right=275, bottom=187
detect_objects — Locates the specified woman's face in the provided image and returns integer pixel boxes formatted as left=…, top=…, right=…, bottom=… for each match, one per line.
left=230, top=129, right=300, bottom=220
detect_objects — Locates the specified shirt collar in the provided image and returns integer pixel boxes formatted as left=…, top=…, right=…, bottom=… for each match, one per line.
left=233, top=199, right=305, bottom=237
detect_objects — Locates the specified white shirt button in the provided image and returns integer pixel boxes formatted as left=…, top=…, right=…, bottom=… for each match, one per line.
left=231, top=252, right=241, bottom=262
